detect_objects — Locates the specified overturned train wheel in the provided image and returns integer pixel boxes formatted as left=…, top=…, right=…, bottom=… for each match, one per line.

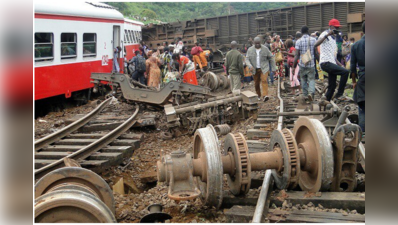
left=35, top=167, right=116, bottom=223
left=293, top=117, right=334, bottom=192
left=193, top=125, right=223, bottom=209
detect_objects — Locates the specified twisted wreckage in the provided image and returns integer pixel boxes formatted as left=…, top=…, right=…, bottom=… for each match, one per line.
left=90, top=72, right=259, bottom=133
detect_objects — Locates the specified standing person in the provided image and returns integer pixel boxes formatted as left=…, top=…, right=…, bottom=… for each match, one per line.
left=350, top=22, right=365, bottom=132
left=181, top=46, right=192, bottom=61
left=203, top=48, right=213, bottom=69
left=285, top=39, right=300, bottom=96
left=245, top=37, right=276, bottom=102
left=124, top=54, right=129, bottom=75
left=145, top=50, right=162, bottom=88
left=191, top=42, right=205, bottom=72
left=112, top=46, right=122, bottom=73
left=175, top=40, right=184, bottom=54
left=264, top=36, right=275, bottom=86
left=225, top=41, right=244, bottom=92
left=159, top=47, right=172, bottom=81
left=129, top=50, right=146, bottom=85
left=172, top=53, right=198, bottom=85
left=198, top=43, right=208, bottom=71
left=293, top=26, right=317, bottom=102
left=271, top=35, right=286, bottom=81
left=314, top=18, right=349, bottom=101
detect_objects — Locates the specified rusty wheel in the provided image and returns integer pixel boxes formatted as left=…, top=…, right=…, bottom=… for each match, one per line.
left=293, top=117, right=334, bottom=192
left=193, top=124, right=223, bottom=208
left=224, top=133, right=251, bottom=196
left=219, top=74, right=230, bottom=90
left=35, top=189, right=116, bottom=223
left=35, top=167, right=115, bottom=214
left=270, top=129, right=301, bottom=190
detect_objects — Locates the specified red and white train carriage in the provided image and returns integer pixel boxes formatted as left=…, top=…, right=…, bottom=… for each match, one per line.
left=34, top=1, right=143, bottom=104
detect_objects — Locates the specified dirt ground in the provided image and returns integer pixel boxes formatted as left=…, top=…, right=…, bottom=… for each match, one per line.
left=34, top=75, right=364, bottom=223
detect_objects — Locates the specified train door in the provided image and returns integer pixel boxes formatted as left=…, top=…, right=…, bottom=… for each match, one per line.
left=113, top=25, right=122, bottom=72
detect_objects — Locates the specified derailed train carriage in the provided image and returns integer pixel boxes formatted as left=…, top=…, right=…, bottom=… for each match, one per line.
left=142, top=2, right=365, bottom=63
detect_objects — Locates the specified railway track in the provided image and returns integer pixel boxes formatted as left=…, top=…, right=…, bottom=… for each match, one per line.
left=34, top=98, right=141, bottom=180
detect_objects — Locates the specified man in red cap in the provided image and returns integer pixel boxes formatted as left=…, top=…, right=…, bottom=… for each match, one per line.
left=315, top=18, right=349, bottom=101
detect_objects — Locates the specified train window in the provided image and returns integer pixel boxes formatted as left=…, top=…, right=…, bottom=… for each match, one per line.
left=83, top=33, right=96, bottom=57
left=132, top=31, right=138, bottom=43
left=129, top=30, right=135, bottom=43
left=137, top=31, right=142, bottom=41
left=61, top=33, right=77, bottom=58
left=35, top=33, right=53, bottom=61
left=124, top=30, right=130, bottom=43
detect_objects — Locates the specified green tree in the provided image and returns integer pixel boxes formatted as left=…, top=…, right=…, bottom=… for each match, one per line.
left=140, top=9, right=157, bottom=19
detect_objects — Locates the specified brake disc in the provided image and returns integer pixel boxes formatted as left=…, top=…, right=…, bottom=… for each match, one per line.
left=223, top=133, right=251, bottom=195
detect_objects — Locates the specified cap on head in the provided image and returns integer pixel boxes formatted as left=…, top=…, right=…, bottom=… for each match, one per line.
left=329, top=18, right=341, bottom=28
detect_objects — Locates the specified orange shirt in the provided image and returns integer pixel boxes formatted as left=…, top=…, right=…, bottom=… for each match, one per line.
left=178, top=56, right=190, bottom=66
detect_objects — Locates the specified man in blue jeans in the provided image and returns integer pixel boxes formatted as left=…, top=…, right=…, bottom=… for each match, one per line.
left=293, top=26, right=317, bottom=102
left=315, top=19, right=349, bottom=101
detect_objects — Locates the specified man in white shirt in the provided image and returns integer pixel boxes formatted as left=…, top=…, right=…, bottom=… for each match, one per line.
left=314, top=18, right=349, bottom=101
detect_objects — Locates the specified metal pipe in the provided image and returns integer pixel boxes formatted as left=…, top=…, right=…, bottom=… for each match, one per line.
left=175, top=96, right=242, bottom=114
left=332, top=106, right=350, bottom=135
left=252, top=170, right=272, bottom=223
left=278, top=111, right=329, bottom=116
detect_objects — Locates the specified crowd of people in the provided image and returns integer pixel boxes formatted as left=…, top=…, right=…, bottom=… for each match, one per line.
left=121, top=18, right=365, bottom=133
left=122, top=39, right=214, bottom=90
left=224, top=18, right=365, bottom=132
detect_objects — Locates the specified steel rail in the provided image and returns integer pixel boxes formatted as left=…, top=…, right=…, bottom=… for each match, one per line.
left=35, top=98, right=113, bottom=151
left=252, top=78, right=283, bottom=223
left=35, top=106, right=139, bottom=180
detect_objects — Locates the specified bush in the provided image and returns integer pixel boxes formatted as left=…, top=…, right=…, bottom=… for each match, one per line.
left=140, top=9, right=157, bottom=19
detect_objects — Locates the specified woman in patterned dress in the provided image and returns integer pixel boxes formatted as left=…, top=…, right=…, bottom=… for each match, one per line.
left=271, top=35, right=286, bottom=80
left=145, top=50, right=162, bottom=89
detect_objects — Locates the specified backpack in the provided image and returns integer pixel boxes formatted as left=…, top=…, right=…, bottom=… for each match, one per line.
left=136, top=55, right=146, bottom=72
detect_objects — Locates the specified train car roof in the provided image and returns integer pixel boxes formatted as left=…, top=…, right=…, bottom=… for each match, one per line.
left=124, top=18, right=145, bottom=26
left=35, top=1, right=124, bottom=21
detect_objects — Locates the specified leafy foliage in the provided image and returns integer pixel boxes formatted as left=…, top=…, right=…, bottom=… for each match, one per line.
left=105, top=2, right=306, bottom=24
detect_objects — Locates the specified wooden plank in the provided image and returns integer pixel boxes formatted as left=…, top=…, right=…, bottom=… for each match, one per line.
left=256, top=118, right=278, bottom=124
left=222, top=191, right=365, bottom=214
left=78, top=118, right=155, bottom=132
left=54, top=139, right=138, bottom=147
left=40, top=145, right=134, bottom=153
left=246, top=129, right=270, bottom=140
left=35, top=152, right=122, bottom=160
left=269, top=209, right=365, bottom=223
left=68, top=133, right=144, bottom=141
left=257, top=114, right=277, bottom=118
left=272, top=191, right=365, bottom=214
left=224, top=205, right=259, bottom=223
left=253, top=124, right=269, bottom=129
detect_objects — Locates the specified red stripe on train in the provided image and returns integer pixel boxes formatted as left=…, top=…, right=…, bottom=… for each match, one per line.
left=35, top=13, right=124, bottom=24
left=35, top=59, right=123, bottom=100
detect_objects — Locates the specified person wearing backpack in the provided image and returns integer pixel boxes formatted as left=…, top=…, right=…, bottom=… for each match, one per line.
left=293, top=26, right=317, bottom=102
left=191, top=42, right=205, bottom=72
left=129, top=50, right=146, bottom=85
